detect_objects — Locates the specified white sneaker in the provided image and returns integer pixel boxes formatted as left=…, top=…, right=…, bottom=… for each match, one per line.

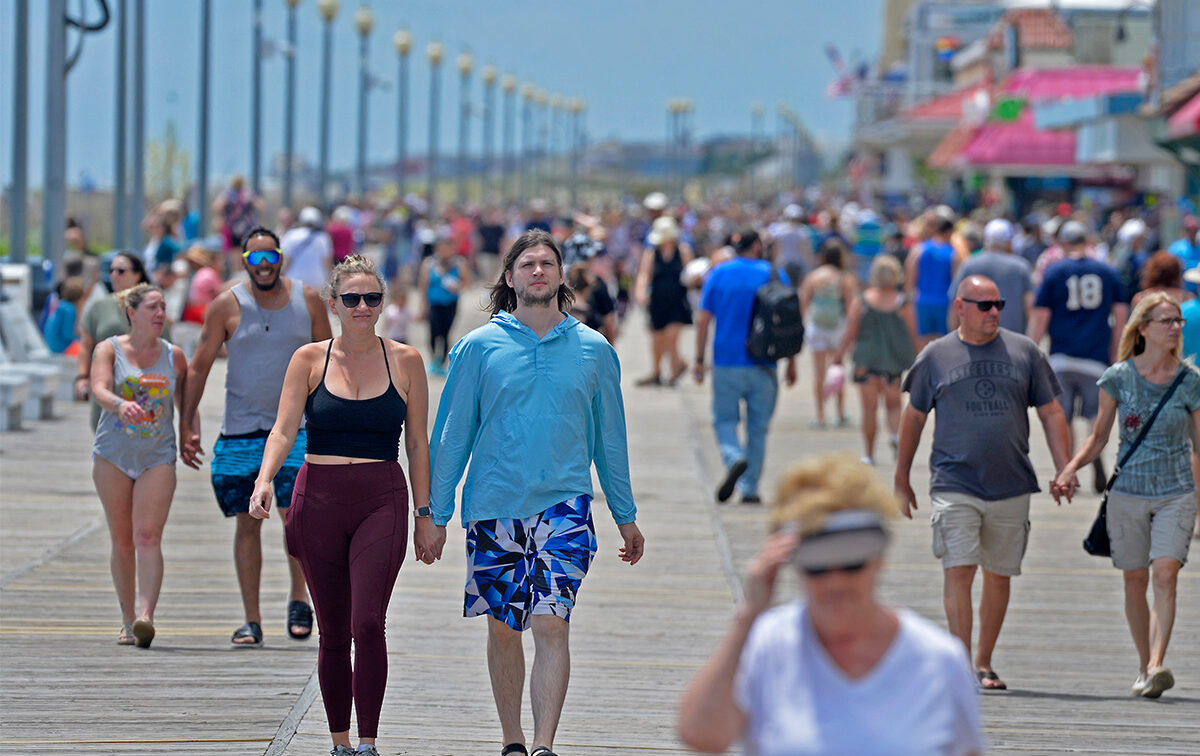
left=1131, top=675, right=1149, bottom=696
left=860, top=455, right=874, bottom=466
left=1142, top=667, right=1174, bottom=699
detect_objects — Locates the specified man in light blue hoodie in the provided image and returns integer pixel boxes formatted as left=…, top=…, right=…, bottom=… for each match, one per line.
left=426, top=229, right=645, bottom=756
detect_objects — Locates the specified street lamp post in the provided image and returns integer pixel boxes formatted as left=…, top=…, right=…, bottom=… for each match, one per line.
left=131, top=0, right=145, bottom=246
left=196, top=0, right=211, bottom=239
left=501, top=74, right=516, bottom=203
left=666, top=99, right=679, bottom=200
left=10, top=0, right=28, bottom=263
left=251, top=0, right=263, bottom=195
left=393, top=29, right=411, bottom=201
left=317, top=0, right=338, bottom=211
left=456, top=50, right=473, bottom=207
left=481, top=65, right=496, bottom=201
left=426, top=41, right=443, bottom=217
left=749, top=101, right=763, bottom=199
left=283, top=0, right=300, bottom=209
left=550, top=93, right=562, bottom=202
left=568, top=97, right=584, bottom=209
left=113, top=0, right=127, bottom=249
left=534, top=89, right=548, bottom=201
left=519, top=82, right=533, bottom=205
left=354, top=5, right=374, bottom=198
left=679, top=99, right=693, bottom=199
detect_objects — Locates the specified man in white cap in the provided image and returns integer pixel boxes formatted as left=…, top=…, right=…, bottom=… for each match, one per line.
left=948, top=218, right=1034, bottom=334
left=280, top=206, right=333, bottom=291
left=1030, top=219, right=1128, bottom=491
left=767, top=204, right=813, bottom=288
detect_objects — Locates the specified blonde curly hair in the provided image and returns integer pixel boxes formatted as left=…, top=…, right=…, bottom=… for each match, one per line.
left=771, top=454, right=897, bottom=533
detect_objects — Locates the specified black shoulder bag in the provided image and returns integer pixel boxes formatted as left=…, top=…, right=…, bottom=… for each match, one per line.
left=1084, top=368, right=1188, bottom=557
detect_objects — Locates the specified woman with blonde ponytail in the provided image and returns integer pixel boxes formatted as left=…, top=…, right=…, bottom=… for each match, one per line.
left=1055, top=292, right=1199, bottom=698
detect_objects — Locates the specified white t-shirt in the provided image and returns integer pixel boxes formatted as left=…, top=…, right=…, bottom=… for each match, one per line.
left=735, top=602, right=984, bottom=756
left=281, top=227, right=333, bottom=291
left=768, top=221, right=813, bottom=270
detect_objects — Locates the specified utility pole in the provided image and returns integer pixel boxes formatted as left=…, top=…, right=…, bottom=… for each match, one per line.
left=10, top=0, right=29, bottom=263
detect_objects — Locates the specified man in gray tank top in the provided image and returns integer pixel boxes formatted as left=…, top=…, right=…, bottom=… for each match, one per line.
left=179, top=227, right=331, bottom=647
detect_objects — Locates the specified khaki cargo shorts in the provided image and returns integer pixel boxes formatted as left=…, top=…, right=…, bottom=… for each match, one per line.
left=930, top=491, right=1031, bottom=576
left=1106, top=490, right=1197, bottom=571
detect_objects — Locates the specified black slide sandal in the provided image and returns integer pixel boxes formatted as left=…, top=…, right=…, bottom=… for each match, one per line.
left=287, top=600, right=313, bottom=639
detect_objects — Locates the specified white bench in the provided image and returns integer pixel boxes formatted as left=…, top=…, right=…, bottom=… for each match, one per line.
left=0, top=373, right=30, bottom=431
left=0, top=301, right=62, bottom=421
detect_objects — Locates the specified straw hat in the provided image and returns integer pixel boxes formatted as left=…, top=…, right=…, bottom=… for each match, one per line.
left=647, top=216, right=681, bottom=246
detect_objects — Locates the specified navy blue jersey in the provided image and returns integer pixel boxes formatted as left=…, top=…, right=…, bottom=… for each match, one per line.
left=1035, top=257, right=1127, bottom=364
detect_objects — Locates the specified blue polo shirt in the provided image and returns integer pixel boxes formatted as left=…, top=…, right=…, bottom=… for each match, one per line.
left=700, top=257, right=789, bottom=367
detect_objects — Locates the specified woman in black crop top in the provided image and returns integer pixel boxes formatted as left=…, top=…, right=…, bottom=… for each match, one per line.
left=249, top=255, right=433, bottom=756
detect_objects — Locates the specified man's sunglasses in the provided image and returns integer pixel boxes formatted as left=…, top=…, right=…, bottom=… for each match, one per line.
left=339, top=292, right=384, bottom=308
left=243, top=248, right=282, bottom=266
left=802, top=560, right=868, bottom=578
left=962, top=297, right=1006, bottom=312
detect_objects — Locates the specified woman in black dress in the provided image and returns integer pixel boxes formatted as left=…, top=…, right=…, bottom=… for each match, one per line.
left=634, top=215, right=693, bottom=385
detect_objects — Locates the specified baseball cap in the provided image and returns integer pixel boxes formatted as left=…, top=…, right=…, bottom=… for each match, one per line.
left=298, top=206, right=323, bottom=227
left=783, top=203, right=804, bottom=221
left=643, top=191, right=668, bottom=211
left=1059, top=220, right=1088, bottom=245
left=983, top=219, right=1014, bottom=247
left=790, top=509, right=890, bottom=572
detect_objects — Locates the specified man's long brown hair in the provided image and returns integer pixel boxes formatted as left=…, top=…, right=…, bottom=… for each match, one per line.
left=487, top=229, right=575, bottom=317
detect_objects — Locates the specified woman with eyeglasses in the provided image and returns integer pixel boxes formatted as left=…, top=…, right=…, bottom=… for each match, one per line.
left=679, top=455, right=983, bottom=756
left=1054, top=292, right=1200, bottom=699
left=90, top=283, right=188, bottom=647
left=248, top=255, right=433, bottom=756
left=77, top=251, right=173, bottom=431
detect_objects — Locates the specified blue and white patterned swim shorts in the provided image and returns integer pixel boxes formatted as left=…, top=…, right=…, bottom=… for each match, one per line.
left=464, top=495, right=597, bottom=631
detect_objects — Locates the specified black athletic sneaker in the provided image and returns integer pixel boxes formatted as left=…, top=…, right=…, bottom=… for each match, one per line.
left=717, top=459, right=749, bottom=502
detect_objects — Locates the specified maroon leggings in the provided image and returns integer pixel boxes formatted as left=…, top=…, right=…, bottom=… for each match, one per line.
left=285, top=461, right=408, bottom=739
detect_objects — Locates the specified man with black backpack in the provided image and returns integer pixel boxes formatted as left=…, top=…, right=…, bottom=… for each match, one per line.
left=693, top=229, right=799, bottom=504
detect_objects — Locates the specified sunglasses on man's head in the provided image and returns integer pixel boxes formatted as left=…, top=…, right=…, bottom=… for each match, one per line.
left=962, top=297, right=1006, bottom=312
left=802, top=560, right=869, bottom=578
left=339, top=292, right=383, bottom=308
left=243, top=248, right=282, bottom=266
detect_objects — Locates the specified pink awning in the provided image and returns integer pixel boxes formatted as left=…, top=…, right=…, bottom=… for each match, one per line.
left=932, top=66, right=1142, bottom=168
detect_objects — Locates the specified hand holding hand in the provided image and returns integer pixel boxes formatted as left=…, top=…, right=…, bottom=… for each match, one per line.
left=1050, top=469, right=1080, bottom=505
left=413, top=519, right=446, bottom=565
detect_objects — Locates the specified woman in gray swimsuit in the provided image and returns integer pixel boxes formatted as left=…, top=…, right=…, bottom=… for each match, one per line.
left=90, top=284, right=188, bottom=648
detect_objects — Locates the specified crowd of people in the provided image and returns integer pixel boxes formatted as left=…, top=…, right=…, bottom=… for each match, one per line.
left=38, top=177, right=1200, bottom=754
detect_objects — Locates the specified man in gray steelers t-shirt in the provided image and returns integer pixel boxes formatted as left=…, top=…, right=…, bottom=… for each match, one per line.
left=895, top=275, right=1073, bottom=691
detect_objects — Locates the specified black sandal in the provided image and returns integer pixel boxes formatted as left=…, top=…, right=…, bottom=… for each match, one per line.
left=287, top=600, right=313, bottom=640
left=530, top=748, right=558, bottom=756
left=501, top=746, right=527, bottom=756
left=231, top=621, right=264, bottom=648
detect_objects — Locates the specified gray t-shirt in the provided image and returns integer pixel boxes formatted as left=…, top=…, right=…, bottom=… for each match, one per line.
left=903, top=329, right=1061, bottom=499
left=1098, top=360, right=1200, bottom=497
left=949, top=252, right=1034, bottom=334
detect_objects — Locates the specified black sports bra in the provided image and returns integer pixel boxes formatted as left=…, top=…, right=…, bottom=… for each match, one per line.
left=304, top=338, right=407, bottom=460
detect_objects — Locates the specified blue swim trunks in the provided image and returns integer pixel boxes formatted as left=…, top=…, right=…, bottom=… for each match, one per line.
left=211, top=428, right=306, bottom=517
left=916, top=300, right=949, bottom=337
left=464, top=495, right=597, bottom=631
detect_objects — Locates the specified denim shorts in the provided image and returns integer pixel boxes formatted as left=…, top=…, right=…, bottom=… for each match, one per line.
left=464, top=495, right=597, bottom=631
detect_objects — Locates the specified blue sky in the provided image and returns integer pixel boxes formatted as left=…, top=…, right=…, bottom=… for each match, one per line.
left=1, top=0, right=882, bottom=189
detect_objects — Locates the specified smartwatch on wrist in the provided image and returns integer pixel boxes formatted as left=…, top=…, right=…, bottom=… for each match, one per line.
left=414, top=505, right=432, bottom=518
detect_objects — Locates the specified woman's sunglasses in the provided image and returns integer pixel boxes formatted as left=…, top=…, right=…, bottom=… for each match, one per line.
left=802, top=560, right=868, bottom=578
left=962, top=297, right=1006, bottom=312
left=339, top=292, right=384, bottom=308
left=243, top=248, right=282, bottom=266
left=109, top=266, right=130, bottom=275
